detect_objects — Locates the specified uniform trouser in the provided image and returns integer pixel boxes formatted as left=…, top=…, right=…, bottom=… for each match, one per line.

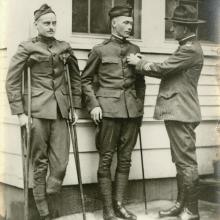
left=164, top=120, right=199, bottom=190
left=96, top=117, right=140, bottom=204
left=31, top=116, right=70, bottom=217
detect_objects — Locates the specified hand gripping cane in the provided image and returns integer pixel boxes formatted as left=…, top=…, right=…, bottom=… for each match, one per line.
left=20, top=67, right=32, bottom=220
left=63, top=58, right=86, bottom=220
left=138, top=128, right=147, bottom=214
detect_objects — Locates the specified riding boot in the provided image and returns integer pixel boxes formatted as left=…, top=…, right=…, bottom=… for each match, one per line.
left=180, top=180, right=200, bottom=220
left=98, top=176, right=117, bottom=220
left=159, top=174, right=185, bottom=217
left=113, top=172, right=136, bottom=220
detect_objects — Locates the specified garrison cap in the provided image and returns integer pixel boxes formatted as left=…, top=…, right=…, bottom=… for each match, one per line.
left=34, top=4, right=55, bottom=21
left=109, top=5, right=133, bottom=19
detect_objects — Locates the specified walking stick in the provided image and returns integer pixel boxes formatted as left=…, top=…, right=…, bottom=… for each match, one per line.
left=20, top=67, right=32, bottom=220
left=64, top=60, right=86, bottom=220
left=138, top=128, right=147, bottom=214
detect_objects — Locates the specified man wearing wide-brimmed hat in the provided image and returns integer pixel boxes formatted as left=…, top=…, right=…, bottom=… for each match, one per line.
left=6, top=4, right=81, bottom=220
left=127, top=4, right=205, bottom=220
left=82, top=5, right=145, bottom=220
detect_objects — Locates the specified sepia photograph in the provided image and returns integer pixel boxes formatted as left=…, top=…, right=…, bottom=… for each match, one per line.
left=0, top=0, right=219, bottom=219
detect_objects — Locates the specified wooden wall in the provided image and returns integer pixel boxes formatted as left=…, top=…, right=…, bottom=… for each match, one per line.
left=0, top=0, right=219, bottom=189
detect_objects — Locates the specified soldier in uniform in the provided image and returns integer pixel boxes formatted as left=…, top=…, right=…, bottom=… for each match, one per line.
left=81, top=6, right=146, bottom=220
left=127, top=5, right=205, bottom=220
left=6, top=4, right=81, bottom=220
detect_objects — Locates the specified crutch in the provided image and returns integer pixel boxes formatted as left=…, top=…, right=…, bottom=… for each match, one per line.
left=64, top=59, right=87, bottom=220
left=138, top=128, right=147, bottom=214
left=20, top=67, right=32, bottom=220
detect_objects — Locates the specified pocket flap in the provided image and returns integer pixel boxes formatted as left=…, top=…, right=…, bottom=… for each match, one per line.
left=24, top=89, right=44, bottom=97
left=102, top=57, right=120, bottom=64
left=159, top=91, right=178, bottom=99
left=96, top=89, right=121, bottom=98
left=29, top=54, right=50, bottom=62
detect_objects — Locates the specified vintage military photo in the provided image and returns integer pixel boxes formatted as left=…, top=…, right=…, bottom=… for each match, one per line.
left=0, top=0, right=219, bottom=219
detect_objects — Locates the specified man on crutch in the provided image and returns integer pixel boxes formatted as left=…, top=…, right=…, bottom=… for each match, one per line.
left=5, top=4, right=81, bottom=220
left=82, top=5, right=146, bottom=220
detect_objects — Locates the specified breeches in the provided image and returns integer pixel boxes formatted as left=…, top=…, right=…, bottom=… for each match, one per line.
left=96, top=117, right=140, bottom=178
left=31, top=116, right=69, bottom=216
left=165, top=120, right=199, bottom=186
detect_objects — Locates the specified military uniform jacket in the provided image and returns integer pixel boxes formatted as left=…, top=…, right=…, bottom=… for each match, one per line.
left=82, top=36, right=146, bottom=118
left=6, top=36, right=81, bottom=119
left=136, top=35, right=203, bottom=122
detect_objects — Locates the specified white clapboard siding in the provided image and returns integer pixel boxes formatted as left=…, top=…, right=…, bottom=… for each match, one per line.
left=0, top=146, right=218, bottom=187
left=143, top=106, right=220, bottom=119
left=1, top=119, right=219, bottom=156
left=144, top=95, right=220, bottom=107
left=1, top=93, right=220, bottom=109
left=75, top=50, right=219, bottom=76
left=145, top=85, right=220, bottom=96
left=1, top=45, right=220, bottom=188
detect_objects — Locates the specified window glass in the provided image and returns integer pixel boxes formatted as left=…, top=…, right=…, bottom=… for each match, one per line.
left=72, top=0, right=88, bottom=33
left=72, top=0, right=141, bottom=39
left=90, top=0, right=112, bottom=34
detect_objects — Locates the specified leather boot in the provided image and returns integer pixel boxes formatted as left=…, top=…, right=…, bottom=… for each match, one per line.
left=47, top=194, right=59, bottom=218
left=179, top=207, right=200, bottom=220
left=98, top=177, right=117, bottom=220
left=103, top=207, right=118, bottom=220
left=40, top=214, right=51, bottom=220
left=179, top=181, right=200, bottom=220
left=114, top=201, right=136, bottom=220
left=113, top=172, right=136, bottom=220
left=159, top=174, right=185, bottom=217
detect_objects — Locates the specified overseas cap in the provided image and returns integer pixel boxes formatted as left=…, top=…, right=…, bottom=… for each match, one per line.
left=34, top=4, right=55, bottom=21
left=109, top=6, right=133, bottom=19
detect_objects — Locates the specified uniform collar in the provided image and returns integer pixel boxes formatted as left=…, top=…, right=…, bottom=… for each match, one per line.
left=179, top=34, right=196, bottom=46
left=36, top=35, right=56, bottom=44
left=111, top=34, right=128, bottom=44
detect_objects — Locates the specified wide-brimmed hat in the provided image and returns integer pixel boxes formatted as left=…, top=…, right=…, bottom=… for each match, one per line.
left=165, top=5, right=205, bottom=24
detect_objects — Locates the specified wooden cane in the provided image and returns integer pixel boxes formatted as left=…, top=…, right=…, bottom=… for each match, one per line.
left=139, top=128, right=147, bottom=214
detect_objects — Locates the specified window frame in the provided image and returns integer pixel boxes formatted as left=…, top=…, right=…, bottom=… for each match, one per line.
left=69, top=0, right=219, bottom=57
left=71, top=0, right=141, bottom=38
left=164, top=0, right=220, bottom=46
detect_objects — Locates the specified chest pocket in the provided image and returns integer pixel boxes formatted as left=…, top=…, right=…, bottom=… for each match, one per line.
left=102, top=57, right=120, bottom=64
left=29, top=54, right=50, bottom=63
left=29, top=55, right=51, bottom=73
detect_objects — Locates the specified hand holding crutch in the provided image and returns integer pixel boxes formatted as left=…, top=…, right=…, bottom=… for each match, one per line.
left=63, top=56, right=87, bottom=220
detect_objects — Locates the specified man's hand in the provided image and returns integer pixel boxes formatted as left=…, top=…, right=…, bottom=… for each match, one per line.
left=59, top=52, right=71, bottom=64
left=127, top=53, right=142, bottom=66
left=18, top=113, right=29, bottom=127
left=90, top=107, right=102, bottom=125
left=69, top=109, right=79, bottom=125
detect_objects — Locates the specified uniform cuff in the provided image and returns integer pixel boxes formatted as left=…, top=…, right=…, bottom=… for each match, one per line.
left=10, top=101, right=24, bottom=115
left=87, top=100, right=100, bottom=112
left=72, top=95, right=82, bottom=109
left=135, top=60, right=146, bottom=74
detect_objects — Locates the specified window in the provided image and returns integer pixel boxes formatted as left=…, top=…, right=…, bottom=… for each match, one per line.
left=165, top=0, right=220, bottom=44
left=72, top=0, right=142, bottom=39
